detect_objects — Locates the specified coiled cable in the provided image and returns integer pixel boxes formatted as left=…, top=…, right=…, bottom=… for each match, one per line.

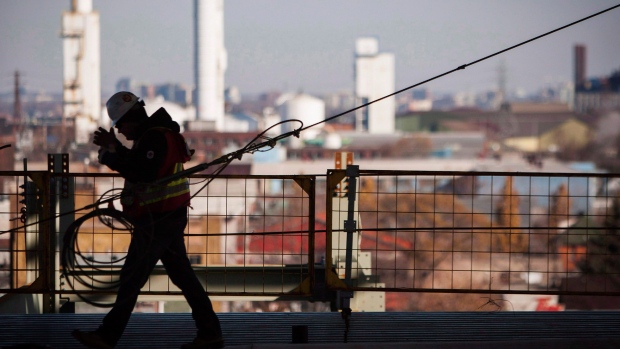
left=61, top=207, right=136, bottom=307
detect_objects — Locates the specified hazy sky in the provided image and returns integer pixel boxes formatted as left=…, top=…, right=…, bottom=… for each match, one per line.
left=1, top=0, right=619, bottom=98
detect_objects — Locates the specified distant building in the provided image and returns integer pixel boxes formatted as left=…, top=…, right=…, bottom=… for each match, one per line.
left=225, top=86, right=241, bottom=107
left=0, top=115, right=16, bottom=186
left=282, top=129, right=484, bottom=161
left=323, top=90, right=356, bottom=123
left=406, top=89, right=433, bottom=112
left=503, top=117, right=592, bottom=154
left=182, top=130, right=259, bottom=164
left=115, top=78, right=151, bottom=99
left=155, top=83, right=193, bottom=106
left=573, top=44, right=620, bottom=113
left=575, top=90, right=620, bottom=114
left=595, top=110, right=620, bottom=147
left=397, top=102, right=594, bottom=157
left=354, top=37, right=395, bottom=134
left=115, top=79, right=192, bottom=106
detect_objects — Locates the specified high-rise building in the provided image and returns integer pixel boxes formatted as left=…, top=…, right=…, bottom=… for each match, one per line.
left=354, top=37, right=395, bottom=134
left=115, top=78, right=150, bottom=99
left=194, top=0, right=227, bottom=131
left=61, top=0, right=100, bottom=145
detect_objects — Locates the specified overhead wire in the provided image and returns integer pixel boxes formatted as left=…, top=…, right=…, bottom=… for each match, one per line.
left=182, top=118, right=304, bottom=202
left=303, top=2, right=620, bottom=131
left=5, top=3, right=618, bottom=238
left=60, top=119, right=304, bottom=306
left=7, top=3, right=620, bottom=305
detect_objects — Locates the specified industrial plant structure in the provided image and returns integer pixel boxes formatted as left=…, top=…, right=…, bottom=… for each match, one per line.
left=354, top=37, right=395, bottom=134
left=61, top=0, right=101, bottom=145
left=194, top=0, right=227, bottom=131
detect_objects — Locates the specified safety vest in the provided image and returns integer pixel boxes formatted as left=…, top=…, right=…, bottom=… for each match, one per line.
left=121, top=129, right=191, bottom=217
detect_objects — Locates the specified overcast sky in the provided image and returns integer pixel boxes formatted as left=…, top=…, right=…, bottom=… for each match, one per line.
left=1, top=0, right=619, bottom=98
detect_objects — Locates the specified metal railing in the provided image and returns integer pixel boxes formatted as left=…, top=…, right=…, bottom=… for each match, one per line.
left=2, top=163, right=620, bottom=313
left=328, top=169, right=620, bottom=298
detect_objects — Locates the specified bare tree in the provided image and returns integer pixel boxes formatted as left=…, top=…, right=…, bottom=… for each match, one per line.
left=549, top=183, right=571, bottom=233
left=494, top=176, right=526, bottom=253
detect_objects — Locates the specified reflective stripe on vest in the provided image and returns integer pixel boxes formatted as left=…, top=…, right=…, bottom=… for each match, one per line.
left=122, top=128, right=193, bottom=216
left=136, top=163, right=189, bottom=207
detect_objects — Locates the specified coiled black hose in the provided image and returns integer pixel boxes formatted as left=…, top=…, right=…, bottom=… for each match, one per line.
left=61, top=207, right=135, bottom=307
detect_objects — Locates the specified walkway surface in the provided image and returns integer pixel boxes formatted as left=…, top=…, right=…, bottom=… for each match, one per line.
left=2, top=311, right=620, bottom=348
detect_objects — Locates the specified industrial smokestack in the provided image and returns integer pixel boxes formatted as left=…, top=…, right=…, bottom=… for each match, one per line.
left=62, top=0, right=101, bottom=145
left=574, top=44, right=586, bottom=90
left=194, top=0, right=227, bottom=130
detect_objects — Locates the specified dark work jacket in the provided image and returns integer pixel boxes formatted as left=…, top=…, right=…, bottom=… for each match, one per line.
left=100, top=108, right=192, bottom=217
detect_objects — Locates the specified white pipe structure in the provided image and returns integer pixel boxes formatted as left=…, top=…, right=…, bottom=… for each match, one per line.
left=61, top=0, right=100, bottom=145
left=194, top=0, right=227, bottom=131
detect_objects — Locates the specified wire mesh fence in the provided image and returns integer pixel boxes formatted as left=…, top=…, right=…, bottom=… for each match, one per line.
left=1, top=168, right=620, bottom=309
left=0, top=172, right=317, bottom=303
left=332, top=170, right=620, bottom=297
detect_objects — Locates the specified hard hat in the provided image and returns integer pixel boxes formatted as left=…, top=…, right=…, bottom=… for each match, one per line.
left=106, top=91, right=141, bottom=126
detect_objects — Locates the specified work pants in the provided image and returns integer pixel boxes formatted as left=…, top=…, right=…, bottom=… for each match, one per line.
left=98, top=209, right=222, bottom=346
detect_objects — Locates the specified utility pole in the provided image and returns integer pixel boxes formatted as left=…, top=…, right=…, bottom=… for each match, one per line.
left=496, top=59, right=507, bottom=109
left=14, top=71, right=22, bottom=123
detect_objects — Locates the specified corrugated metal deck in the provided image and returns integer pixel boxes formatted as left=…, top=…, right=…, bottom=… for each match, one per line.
left=1, top=312, right=620, bottom=348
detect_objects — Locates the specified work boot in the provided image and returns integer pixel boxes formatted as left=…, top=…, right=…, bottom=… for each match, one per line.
left=72, top=329, right=115, bottom=349
left=180, top=336, right=225, bottom=349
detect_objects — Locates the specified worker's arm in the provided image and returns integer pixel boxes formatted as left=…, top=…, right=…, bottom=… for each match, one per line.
left=100, top=130, right=168, bottom=183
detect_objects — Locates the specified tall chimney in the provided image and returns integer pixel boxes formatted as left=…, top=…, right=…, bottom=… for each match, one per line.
left=574, top=44, right=586, bottom=90
left=194, top=0, right=227, bottom=130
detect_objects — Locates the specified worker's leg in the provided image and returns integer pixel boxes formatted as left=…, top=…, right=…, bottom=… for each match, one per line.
left=98, top=221, right=162, bottom=345
left=160, top=213, right=223, bottom=341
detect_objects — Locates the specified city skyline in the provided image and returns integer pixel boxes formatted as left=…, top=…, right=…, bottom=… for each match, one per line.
left=1, top=0, right=619, bottom=99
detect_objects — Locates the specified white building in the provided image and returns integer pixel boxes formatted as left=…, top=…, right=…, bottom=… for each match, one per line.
left=354, top=37, right=395, bottom=134
left=61, top=0, right=100, bottom=145
left=194, top=0, right=227, bottom=131
left=277, top=93, right=325, bottom=147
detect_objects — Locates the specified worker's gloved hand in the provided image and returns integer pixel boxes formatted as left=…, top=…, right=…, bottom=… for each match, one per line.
left=97, top=147, right=108, bottom=164
left=93, top=127, right=118, bottom=149
left=98, top=146, right=118, bottom=165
